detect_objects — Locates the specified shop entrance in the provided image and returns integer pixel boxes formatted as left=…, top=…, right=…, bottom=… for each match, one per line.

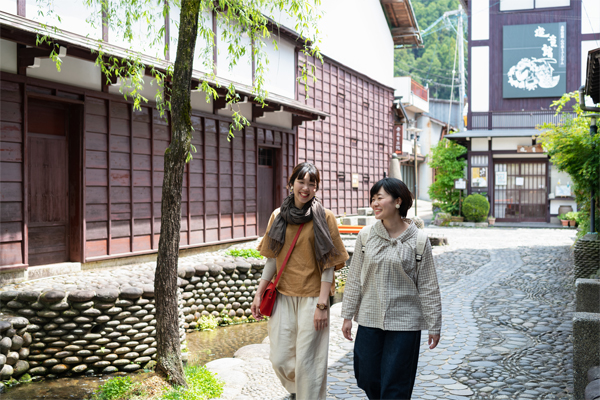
left=494, top=161, right=547, bottom=222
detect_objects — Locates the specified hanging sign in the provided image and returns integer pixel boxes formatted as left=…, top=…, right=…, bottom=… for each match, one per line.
left=454, top=178, right=467, bottom=190
left=471, top=167, right=488, bottom=188
left=393, top=124, right=403, bottom=154
left=496, top=171, right=507, bottom=186
left=517, top=144, right=544, bottom=153
left=503, top=22, right=566, bottom=98
left=352, top=174, right=359, bottom=188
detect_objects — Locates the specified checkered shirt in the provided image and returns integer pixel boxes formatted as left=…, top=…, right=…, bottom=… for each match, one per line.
left=340, top=221, right=442, bottom=335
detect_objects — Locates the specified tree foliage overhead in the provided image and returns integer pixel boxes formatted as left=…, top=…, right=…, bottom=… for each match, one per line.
left=394, top=0, right=467, bottom=100
left=539, top=92, right=600, bottom=237
left=428, top=138, right=467, bottom=215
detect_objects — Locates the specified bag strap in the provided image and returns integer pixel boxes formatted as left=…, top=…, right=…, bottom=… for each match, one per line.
left=415, top=230, right=428, bottom=262
left=273, top=223, right=305, bottom=286
left=360, top=225, right=374, bottom=253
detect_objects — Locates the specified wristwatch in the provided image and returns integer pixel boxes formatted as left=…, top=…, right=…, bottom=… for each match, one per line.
left=316, top=303, right=328, bottom=310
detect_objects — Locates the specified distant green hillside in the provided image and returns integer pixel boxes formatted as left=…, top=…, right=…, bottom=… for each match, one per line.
left=395, top=0, right=468, bottom=100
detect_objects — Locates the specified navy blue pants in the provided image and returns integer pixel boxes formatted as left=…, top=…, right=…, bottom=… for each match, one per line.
left=354, top=326, right=421, bottom=400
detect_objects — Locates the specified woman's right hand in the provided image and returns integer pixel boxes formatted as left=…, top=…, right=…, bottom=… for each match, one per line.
left=251, top=294, right=263, bottom=320
left=342, top=319, right=353, bottom=341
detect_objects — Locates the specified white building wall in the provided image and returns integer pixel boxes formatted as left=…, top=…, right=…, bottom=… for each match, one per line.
left=0, top=39, right=17, bottom=74
left=471, top=0, right=489, bottom=41
left=0, top=0, right=17, bottom=14
left=26, top=0, right=102, bottom=40
left=27, top=56, right=102, bottom=91
left=216, top=18, right=253, bottom=87
left=470, top=46, right=489, bottom=112
left=270, top=0, right=394, bottom=87
left=416, top=116, right=444, bottom=201
left=261, top=36, right=296, bottom=99
left=582, top=0, right=600, bottom=34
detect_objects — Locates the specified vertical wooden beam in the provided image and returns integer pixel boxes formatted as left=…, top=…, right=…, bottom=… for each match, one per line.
left=22, top=83, right=28, bottom=266
left=129, top=104, right=134, bottom=253
left=243, top=126, right=247, bottom=238
left=186, top=143, right=191, bottom=245
left=17, top=0, right=25, bottom=17
left=107, top=100, right=112, bottom=255
left=82, top=96, right=87, bottom=261
left=102, top=2, right=109, bottom=42
left=164, top=0, right=170, bottom=61
left=202, top=117, right=207, bottom=243
left=212, top=10, right=218, bottom=75
left=150, top=108, right=155, bottom=249
left=217, top=121, right=221, bottom=241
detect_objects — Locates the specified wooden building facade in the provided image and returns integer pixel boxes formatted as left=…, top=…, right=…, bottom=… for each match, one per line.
left=0, top=72, right=298, bottom=269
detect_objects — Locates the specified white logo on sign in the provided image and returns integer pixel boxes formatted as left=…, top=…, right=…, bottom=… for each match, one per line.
left=507, top=26, right=560, bottom=91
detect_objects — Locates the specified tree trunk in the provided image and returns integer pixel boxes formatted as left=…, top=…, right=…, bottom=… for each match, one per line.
left=154, top=0, right=201, bottom=388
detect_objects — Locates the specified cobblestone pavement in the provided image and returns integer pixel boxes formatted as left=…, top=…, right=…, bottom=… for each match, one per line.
left=319, top=227, right=576, bottom=400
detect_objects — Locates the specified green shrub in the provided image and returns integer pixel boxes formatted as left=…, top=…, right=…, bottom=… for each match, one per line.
left=462, top=194, right=490, bottom=222
left=161, top=365, right=224, bottom=400
left=196, top=315, right=219, bottom=331
left=225, top=249, right=263, bottom=259
left=557, top=213, right=568, bottom=220
left=92, top=376, right=136, bottom=400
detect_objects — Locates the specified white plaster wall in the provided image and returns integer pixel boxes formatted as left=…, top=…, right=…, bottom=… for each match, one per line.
left=190, top=90, right=213, bottom=114
left=261, top=36, right=295, bottom=99
left=536, top=0, right=570, bottom=7
left=499, top=0, right=534, bottom=11
left=216, top=102, right=253, bottom=122
left=0, top=0, right=17, bottom=14
left=216, top=18, right=253, bottom=87
left=108, top=75, right=161, bottom=104
left=470, top=47, right=489, bottom=112
left=108, top=3, right=165, bottom=59
left=26, top=0, right=102, bottom=40
left=256, top=111, right=292, bottom=130
left=491, top=137, right=532, bottom=151
left=416, top=116, right=444, bottom=201
left=27, top=55, right=102, bottom=91
left=270, top=0, right=394, bottom=87
left=471, top=0, right=489, bottom=41
left=471, top=138, right=488, bottom=151
left=550, top=200, right=577, bottom=214
left=582, top=0, right=600, bottom=34
left=582, top=41, right=600, bottom=86
left=171, top=8, right=212, bottom=73
left=0, top=39, right=17, bottom=74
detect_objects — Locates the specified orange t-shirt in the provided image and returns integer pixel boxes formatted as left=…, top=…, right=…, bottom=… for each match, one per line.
left=257, top=208, right=349, bottom=297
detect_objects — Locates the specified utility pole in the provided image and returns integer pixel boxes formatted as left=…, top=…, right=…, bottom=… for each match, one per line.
left=458, top=5, right=465, bottom=131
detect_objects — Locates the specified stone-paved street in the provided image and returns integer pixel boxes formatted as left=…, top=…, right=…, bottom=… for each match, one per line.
left=319, top=227, right=576, bottom=400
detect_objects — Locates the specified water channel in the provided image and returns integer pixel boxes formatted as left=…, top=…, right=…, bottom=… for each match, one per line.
left=3, top=293, right=344, bottom=399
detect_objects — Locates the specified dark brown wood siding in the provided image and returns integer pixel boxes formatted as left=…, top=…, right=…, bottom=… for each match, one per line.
left=0, top=72, right=295, bottom=269
left=468, top=1, right=599, bottom=113
left=0, top=79, right=25, bottom=267
left=296, top=54, right=395, bottom=215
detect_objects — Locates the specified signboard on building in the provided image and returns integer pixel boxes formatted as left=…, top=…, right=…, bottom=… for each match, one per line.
left=352, top=174, right=359, bottom=188
left=393, top=124, right=403, bottom=154
left=496, top=171, right=507, bottom=186
left=517, top=144, right=544, bottom=153
left=503, top=22, right=566, bottom=98
left=454, top=178, right=467, bottom=190
left=471, top=167, right=488, bottom=187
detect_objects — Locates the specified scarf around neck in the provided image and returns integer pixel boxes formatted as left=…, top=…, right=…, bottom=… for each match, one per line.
left=264, top=194, right=339, bottom=271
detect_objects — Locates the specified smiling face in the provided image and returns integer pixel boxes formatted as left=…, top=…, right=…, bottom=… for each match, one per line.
left=371, top=186, right=401, bottom=221
left=292, top=172, right=318, bottom=209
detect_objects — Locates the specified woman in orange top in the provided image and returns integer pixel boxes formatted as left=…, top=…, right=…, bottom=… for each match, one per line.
left=251, top=162, right=348, bottom=400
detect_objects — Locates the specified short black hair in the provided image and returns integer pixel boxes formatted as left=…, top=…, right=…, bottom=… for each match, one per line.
left=369, top=178, right=413, bottom=218
left=288, top=162, right=320, bottom=190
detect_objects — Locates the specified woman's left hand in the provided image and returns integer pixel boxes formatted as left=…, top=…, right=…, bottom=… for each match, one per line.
left=314, top=308, right=328, bottom=331
left=428, top=334, right=440, bottom=349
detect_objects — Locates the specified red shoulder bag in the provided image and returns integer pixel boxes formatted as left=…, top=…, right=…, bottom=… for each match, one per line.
left=259, top=223, right=304, bottom=317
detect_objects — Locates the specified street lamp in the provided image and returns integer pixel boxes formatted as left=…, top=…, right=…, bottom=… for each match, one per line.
left=408, top=123, right=422, bottom=216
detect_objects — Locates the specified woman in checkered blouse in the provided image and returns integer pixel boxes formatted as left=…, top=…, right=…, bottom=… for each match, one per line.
left=341, top=178, right=442, bottom=400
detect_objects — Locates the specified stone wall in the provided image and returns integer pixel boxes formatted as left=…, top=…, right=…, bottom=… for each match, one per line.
left=0, top=256, right=266, bottom=382
left=573, top=278, right=600, bottom=400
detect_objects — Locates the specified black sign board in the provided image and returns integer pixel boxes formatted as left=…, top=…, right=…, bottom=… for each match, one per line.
left=503, top=23, right=566, bottom=98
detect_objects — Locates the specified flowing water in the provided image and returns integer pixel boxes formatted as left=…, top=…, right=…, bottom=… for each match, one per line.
left=3, top=293, right=344, bottom=399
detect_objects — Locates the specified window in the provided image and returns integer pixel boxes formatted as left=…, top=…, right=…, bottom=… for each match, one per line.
left=500, top=0, right=569, bottom=11
left=258, top=148, right=274, bottom=166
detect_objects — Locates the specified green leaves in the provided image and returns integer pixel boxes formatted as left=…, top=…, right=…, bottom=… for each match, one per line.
left=427, top=138, right=467, bottom=215
left=538, top=91, right=600, bottom=235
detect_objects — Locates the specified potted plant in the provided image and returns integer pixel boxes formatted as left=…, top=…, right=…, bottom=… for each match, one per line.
left=565, top=211, right=579, bottom=228
left=558, top=213, right=569, bottom=227
left=488, top=215, right=496, bottom=225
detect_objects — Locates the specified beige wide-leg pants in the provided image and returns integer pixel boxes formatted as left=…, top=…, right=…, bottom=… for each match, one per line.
left=268, top=294, right=330, bottom=400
